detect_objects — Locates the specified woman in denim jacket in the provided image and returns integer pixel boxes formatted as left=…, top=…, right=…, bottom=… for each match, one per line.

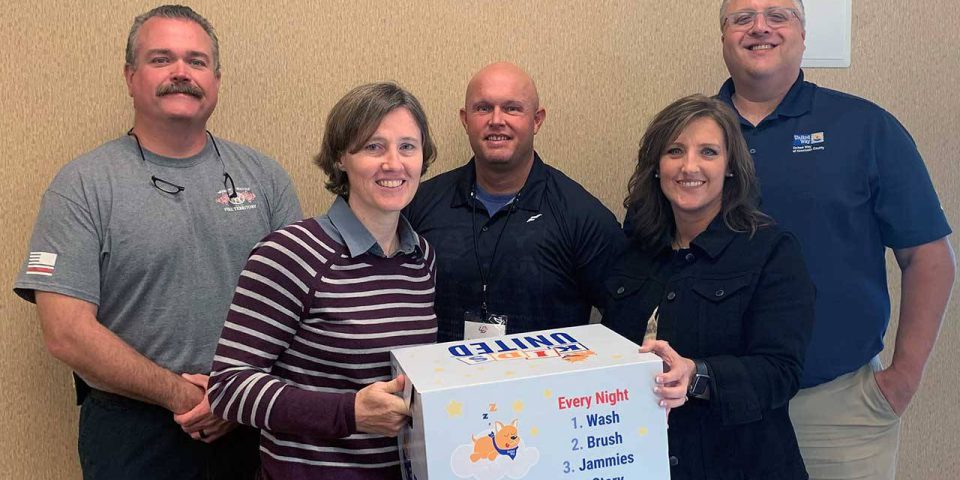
left=603, top=94, right=815, bottom=480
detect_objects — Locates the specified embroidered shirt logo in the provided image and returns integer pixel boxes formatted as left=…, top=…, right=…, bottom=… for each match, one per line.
left=792, top=131, right=825, bottom=153
left=216, top=188, right=258, bottom=212
left=526, top=214, right=543, bottom=223
left=27, top=252, right=58, bottom=276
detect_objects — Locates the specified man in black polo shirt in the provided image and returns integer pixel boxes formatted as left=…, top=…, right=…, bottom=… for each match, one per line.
left=405, top=62, right=625, bottom=342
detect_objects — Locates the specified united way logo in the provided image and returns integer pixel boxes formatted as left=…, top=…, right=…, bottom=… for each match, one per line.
left=216, top=188, right=258, bottom=212
left=792, top=131, right=825, bottom=153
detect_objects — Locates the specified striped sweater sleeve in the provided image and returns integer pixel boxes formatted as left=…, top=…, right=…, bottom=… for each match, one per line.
left=208, top=221, right=356, bottom=438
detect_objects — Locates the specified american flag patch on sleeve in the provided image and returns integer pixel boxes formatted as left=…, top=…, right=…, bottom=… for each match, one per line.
left=27, top=252, right=58, bottom=276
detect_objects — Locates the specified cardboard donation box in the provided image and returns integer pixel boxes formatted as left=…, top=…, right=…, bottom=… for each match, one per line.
left=390, top=324, right=670, bottom=480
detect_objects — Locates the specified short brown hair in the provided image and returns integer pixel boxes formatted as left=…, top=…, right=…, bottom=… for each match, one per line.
left=314, top=82, right=437, bottom=198
left=126, top=5, right=220, bottom=75
left=624, top=94, right=770, bottom=248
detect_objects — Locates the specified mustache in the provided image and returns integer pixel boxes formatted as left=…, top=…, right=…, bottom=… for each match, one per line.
left=156, top=83, right=203, bottom=99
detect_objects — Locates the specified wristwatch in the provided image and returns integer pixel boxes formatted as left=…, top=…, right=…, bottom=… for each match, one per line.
left=687, top=360, right=710, bottom=398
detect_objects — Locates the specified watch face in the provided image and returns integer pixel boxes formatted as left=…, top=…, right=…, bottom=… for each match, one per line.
left=688, top=361, right=709, bottom=397
left=689, top=374, right=708, bottom=396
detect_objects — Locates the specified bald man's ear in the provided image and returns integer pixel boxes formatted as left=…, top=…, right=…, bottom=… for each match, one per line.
left=459, top=108, right=468, bottom=130
left=532, top=107, right=546, bottom=135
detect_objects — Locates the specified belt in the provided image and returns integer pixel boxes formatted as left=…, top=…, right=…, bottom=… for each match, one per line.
left=86, top=388, right=161, bottom=410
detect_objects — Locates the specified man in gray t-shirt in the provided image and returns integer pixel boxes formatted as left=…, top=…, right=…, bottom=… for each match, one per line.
left=12, top=6, right=302, bottom=479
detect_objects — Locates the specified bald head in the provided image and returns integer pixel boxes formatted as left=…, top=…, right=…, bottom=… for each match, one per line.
left=460, top=62, right=546, bottom=188
left=464, top=62, right=540, bottom=110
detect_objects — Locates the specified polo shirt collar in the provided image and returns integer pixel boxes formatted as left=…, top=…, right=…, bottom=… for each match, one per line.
left=451, top=152, right=549, bottom=213
left=327, top=196, right=421, bottom=258
left=718, top=70, right=814, bottom=125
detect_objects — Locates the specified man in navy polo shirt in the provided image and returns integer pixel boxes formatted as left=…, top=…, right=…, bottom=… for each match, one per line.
left=404, top=62, right=625, bottom=342
left=714, top=1, right=955, bottom=478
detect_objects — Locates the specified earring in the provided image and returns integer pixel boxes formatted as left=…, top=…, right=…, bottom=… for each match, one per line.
left=653, top=172, right=660, bottom=178
left=725, top=172, right=734, bottom=178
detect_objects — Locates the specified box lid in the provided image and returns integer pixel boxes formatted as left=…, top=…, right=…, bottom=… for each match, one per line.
left=390, top=324, right=661, bottom=392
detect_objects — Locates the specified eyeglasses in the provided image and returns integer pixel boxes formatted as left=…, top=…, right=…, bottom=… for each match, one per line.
left=722, top=7, right=801, bottom=31
left=127, top=128, right=237, bottom=199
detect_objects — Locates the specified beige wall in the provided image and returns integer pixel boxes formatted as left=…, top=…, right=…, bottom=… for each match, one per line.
left=2, top=1, right=957, bottom=477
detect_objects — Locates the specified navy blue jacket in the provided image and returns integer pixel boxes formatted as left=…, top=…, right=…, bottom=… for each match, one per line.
left=404, top=154, right=625, bottom=341
left=603, top=216, right=814, bottom=479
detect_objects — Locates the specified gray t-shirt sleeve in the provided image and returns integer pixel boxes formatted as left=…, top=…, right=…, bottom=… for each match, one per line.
left=14, top=171, right=102, bottom=305
left=265, top=160, right=303, bottom=230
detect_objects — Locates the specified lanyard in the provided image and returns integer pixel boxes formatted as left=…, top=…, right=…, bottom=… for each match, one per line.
left=470, top=186, right=520, bottom=318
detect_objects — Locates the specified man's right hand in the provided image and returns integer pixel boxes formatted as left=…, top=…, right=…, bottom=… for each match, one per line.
left=172, top=373, right=237, bottom=443
left=354, top=375, right=409, bottom=437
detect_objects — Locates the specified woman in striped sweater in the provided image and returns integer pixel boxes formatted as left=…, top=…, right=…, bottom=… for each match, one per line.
left=207, top=82, right=438, bottom=479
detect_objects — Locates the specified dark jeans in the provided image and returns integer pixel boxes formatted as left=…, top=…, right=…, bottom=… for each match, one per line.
left=78, top=389, right=260, bottom=480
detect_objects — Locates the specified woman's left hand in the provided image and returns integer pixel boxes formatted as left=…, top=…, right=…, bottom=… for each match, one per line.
left=355, top=375, right=410, bottom=437
left=640, top=339, right=696, bottom=414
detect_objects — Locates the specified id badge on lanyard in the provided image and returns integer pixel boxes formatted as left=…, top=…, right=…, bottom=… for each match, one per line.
left=463, top=310, right=508, bottom=340
left=466, top=184, right=521, bottom=341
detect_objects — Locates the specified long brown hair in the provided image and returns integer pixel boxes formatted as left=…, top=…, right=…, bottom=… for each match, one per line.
left=624, top=94, right=770, bottom=248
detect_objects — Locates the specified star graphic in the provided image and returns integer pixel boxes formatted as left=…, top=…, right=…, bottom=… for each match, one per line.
left=638, top=426, right=649, bottom=436
left=513, top=400, right=525, bottom=413
left=530, top=426, right=540, bottom=437
left=446, top=400, right=463, bottom=418
left=543, top=389, right=553, bottom=398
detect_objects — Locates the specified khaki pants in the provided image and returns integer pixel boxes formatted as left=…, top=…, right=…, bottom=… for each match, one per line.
left=790, top=357, right=901, bottom=479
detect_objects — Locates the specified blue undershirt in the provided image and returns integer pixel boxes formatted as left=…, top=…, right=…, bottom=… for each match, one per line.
left=474, top=184, right=517, bottom=217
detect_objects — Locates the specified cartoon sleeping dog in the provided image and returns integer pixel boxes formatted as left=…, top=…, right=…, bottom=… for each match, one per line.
left=470, top=419, right=520, bottom=462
